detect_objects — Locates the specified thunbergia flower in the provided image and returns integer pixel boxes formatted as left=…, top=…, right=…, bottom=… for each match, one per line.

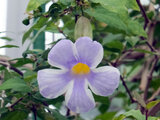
left=37, top=37, right=120, bottom=113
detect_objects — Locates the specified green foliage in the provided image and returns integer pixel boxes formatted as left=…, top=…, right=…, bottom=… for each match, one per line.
left=85, top=5, right=146, bottom=37
left=0, top=37, right=13, bottom=41
left=95, top=112, right=116, bottom=120
left=0, top=77, right=31, bottom=92
left=26, top=0, right=50, bottom=12
left=114, top=109, right=158, bottom=120
left=146, top=100, right=160, bottom=110
left=132, top=91, right=146, bottom=108
left=1, top=110, right=28, bottom=120
left=0, top=45, right=19, bottom=49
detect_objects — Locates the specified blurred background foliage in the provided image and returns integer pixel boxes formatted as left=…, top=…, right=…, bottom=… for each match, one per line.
left=0, top=0, right=160, bottom=120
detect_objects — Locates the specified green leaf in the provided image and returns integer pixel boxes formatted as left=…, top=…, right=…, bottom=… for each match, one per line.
left=45, top=23, right=59, bottom=33
left=33, top=17, right=49, bottom=30
left=27, top=25, right=47, bottom=49
left=1, top=110, right=28, bottom=120
left=95, top=112, right=116, bottom=120
left=105, top=40, right=124, bottom=52
left=24, top=70, right=37, bottom=82
left=0, top=45, right=19, bottom=49
left=0, top=108, right=8, bottom=114
left=125, top=36, right=139, bottom=47
left=3, top=69, right=20, bottom=81
left=85, top=5, right=146, bottom=37
left=10, top=58, right=34, bottom=67
left=126, top=0, right=140, bottom=11
left=22, top=17, right=49, bottom=44
left=93, top=94, right=110, bottom=105
left=124, top=110, right=158, bottom=120
left=26, top=0, right=50, bottom=12
left=103, top=33, right=123, bottom=45
left=22, top=18, right=30, bottom=26
left=116, top=110, right=158, bottom=120
left=132, top=91, right=146, bottom=108
left=146, top=99, right=160, bottom=110
left=0, top=77, right=31, bottom=92
left=90, top=0, right=127, bottom=14
left=113, top=114, right=126, bottom=120
left=85, top=6, right=127, bottom=33
left=37, top=109, right=55, bottom=120
left=0, top=37, right=12, bottom=41
left=59, top=0, right=74, bottom=5
left=99, top=104, right=110, bottom=113
left=127, top=20, right=147, bottom=37
left=91, top=0, right=139, bottom=11
left=124, top=110, right=145, bottom=120
left=48, top=108, right=69, bottom=120
left=22, top=26, right=34, bottom=44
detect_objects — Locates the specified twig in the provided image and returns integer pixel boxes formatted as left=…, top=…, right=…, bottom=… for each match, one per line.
left=31, top=104, right=37, bottom=120
left=147, top=87, right=160, bottom=102
left=9, top=93, right=31, bottom=109
left=57, top=27, right=67, bottom=38
left=75, top=14, right=79, bottom=23
left=59, top=7, right=73, bottom=17
left=0, top=61, right=23, bottom=77
left=110, top=62, right=136, bottom=103
left=120, top=75, right=136, bottom=103
left=136, top=0, right=150, bottom=29
left=143, top=56, right=158, bottom=101
left=145, top=110, right=148, bottom=120
left=80, top=0, right=84, bottom=16
left=66, top=108, right=70, bottom=116
left=145, top=41, right=156, bottom=52
left=9, top=97, right=24, bottom=109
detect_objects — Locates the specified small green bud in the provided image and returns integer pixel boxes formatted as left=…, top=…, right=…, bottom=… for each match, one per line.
left=74, top=16, right=93, bottom=40
left=22, top=18, right=30, bottom=26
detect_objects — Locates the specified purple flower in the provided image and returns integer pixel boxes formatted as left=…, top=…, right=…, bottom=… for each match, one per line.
left=37, top=37, right=120, bottom=113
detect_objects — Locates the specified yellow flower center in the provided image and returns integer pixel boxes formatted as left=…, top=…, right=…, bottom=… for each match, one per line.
left=72, top=63, right=90, bottom=75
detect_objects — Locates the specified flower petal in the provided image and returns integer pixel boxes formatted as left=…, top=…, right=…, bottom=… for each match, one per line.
left=65, top=78, right=95, bottom=113
left=48, top=40, right=78, bottom=69
left=75, top=37, right=103, bottom=68
left=88, top=66, right=120, bottom=96
left=37, top=69, right=71, bottom=99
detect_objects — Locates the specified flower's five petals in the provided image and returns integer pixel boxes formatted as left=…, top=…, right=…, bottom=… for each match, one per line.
left=37, top=37, right=120, bottom=113
left=65, top=79, right=95, bottom=113
left=75, top=37, right=103, bottom=68
left=88, top=66, right=120, bottom=96
left=37, top=69, right=71, bottom=99
left=48, top=40, right=77, bottom=69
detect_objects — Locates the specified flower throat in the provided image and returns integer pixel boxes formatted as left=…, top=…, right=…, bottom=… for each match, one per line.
left=72, top=63, right=90, bottom=75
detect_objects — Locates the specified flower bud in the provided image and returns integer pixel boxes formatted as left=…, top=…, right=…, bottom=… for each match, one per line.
left=74, top=16, right=93, bottom=40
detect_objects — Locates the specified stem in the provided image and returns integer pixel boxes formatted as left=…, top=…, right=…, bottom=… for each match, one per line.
left=66, top=108, right=70, bottom=116
left=145, top=41, right=156, bottom=52
left=57, top=27, right=67, bottom=38
left=143, top=57, right=158, bottom=100
left=0, top=61, right=23, bottom=77
left=80, top=0, right=84, bottom=16
left=9, top=93, right=31, bottom=109
left=136, top=0, right=150, bottom=30
left=10, top=97, right=23, bottom=109
left=32, top=104, right=37, bottom=120
left=120, top=75, right=135, bottom=103
left=145, top=110, right=148, bottom=120
left=110, top=62, right=135, bottom=103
